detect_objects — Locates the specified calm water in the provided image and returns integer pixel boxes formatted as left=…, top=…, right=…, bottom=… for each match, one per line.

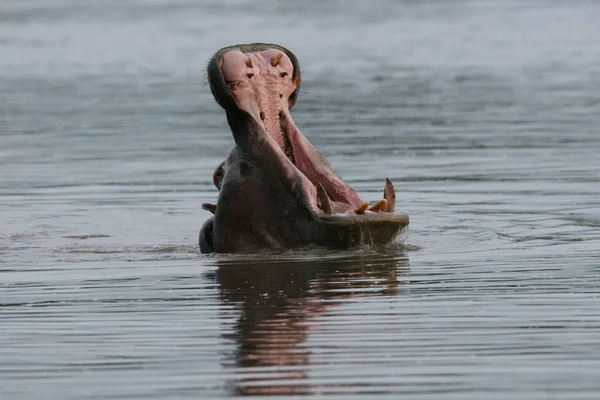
left=2, top=0, right=600, bottom=398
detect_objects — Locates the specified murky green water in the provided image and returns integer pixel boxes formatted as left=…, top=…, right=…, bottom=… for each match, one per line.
left=2, top=1, right=600, bottom=398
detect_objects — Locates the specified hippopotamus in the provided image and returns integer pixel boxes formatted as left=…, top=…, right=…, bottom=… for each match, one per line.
left=199, top=43, right=409, bottom=253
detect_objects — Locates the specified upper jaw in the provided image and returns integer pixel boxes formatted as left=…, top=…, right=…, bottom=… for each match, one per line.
left=206, top=43, right=409, bottom=231
left=207, top=43, right=301, bottom=116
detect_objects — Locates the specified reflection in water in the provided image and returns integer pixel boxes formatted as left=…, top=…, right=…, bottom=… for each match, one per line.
left=3, top=0, right=600, bottom=397
left=213, top=253, right=409, bottom=396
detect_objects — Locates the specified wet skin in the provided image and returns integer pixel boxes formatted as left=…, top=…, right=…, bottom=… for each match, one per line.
left=200, top=43, right=409, bottom=253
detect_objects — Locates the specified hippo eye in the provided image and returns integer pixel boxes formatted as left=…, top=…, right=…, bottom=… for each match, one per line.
left=280, top=72, right=288, bottom=78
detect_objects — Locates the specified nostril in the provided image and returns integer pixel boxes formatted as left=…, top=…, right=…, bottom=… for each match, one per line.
left=278, top=111, right=283, bottom=118
left=279, top=94, right=283, bottom=98
left=260, top=111, right=265, bottom=121
left=280, top=72, right=288, bottom=78
left=247, top=73, right=254, bottom=79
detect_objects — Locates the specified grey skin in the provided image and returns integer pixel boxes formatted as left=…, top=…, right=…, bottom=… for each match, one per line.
left=199, top=43, right=409, bottom=253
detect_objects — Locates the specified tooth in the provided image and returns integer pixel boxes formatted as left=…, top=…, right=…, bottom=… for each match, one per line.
left=369, top=199, right=387, bottom=212
left=246, top=58, right=253, bottom=68
left=292, top=76, right=302, bottom=85
left=271, top=53, right=283, bottom=67
left=202, top=203, right=217, bottom=214
left=383, top=178, right=396, bottom=212
left=316, top=183, right=332, bottom=214
left=355, top=201, right=370, bottom=215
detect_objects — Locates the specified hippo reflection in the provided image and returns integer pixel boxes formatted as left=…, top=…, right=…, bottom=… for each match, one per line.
left=211, top=254, right=409, bottom=395
left=200, top=43, right=409, bottom=253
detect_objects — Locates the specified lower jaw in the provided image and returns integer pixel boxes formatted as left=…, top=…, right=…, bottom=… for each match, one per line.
left=311, top=213, right=410, bottom=249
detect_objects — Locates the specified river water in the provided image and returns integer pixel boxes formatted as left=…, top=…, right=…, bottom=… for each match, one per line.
left=1, top=0, right=599, bottom=398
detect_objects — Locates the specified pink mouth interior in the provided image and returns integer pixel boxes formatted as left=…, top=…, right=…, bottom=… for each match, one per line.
left=221, top=50, right=364, bottom=214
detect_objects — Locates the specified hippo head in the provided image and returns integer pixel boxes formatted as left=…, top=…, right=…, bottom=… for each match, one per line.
left=199, top=43, right=409, bottom=253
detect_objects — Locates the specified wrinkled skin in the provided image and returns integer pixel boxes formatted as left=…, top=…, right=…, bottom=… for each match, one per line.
left=200, top=43, right=409, bottom=253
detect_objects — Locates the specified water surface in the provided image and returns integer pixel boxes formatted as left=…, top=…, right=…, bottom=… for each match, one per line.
left=1, top=0, right=600, bottom=398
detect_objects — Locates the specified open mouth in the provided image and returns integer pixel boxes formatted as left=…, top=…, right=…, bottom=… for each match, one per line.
left=208, top=44, right=398, bottom=216
left=201, top=43, right=408, bottom=253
